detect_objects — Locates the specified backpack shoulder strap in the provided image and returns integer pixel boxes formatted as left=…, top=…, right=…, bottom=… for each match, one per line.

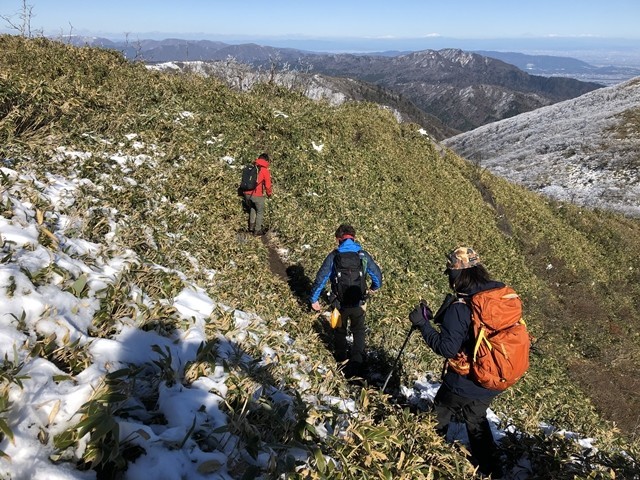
left=358, top=250, right=367, bottom=272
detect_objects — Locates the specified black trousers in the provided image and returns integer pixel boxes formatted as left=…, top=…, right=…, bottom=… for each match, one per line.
left=433, top=383, right=500, bottom=474
left=333, top=305, right=366, bottom=363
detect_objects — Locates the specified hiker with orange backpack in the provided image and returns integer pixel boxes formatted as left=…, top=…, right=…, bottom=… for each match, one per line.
left=408, top=247, right=530, bottom=478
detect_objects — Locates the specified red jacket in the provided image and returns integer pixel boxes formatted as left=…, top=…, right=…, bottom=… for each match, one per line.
left=245, top=157, right=272, bottom=197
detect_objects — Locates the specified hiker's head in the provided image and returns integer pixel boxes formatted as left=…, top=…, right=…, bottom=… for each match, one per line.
left=444, top=246, right=491, bottom=292
left=446, top=247, right=480, bottom=270
left=258, top=153, right=270, bottom=161
left=335, top=224, right=356, bottom=243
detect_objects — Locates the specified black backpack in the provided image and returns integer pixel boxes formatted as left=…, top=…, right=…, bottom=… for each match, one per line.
left=238, top=164, right=259, bottom=193
left=331, top=251, right=367, bottom=307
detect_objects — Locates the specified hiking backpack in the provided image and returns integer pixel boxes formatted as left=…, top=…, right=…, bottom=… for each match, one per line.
left=448, top=286, right=530, bottom=391
left=238, top=164, right=259, bottom=193
left=331, top=251, right=367, bottom=307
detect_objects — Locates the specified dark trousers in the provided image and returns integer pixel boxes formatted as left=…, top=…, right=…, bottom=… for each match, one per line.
left=243, top=194, right=266, bottom=232
left=433, top=383, right=500, bottom=474
left=333, top=305, right=366, bottom=363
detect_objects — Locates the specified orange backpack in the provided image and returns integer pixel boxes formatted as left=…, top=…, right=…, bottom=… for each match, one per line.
left=447, top=286, right=530, bottom=391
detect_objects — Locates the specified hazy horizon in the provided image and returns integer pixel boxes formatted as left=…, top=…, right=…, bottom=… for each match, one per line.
left=48, top=32, right=640, bottom=68
left=2, top=0, right=639, bottom=67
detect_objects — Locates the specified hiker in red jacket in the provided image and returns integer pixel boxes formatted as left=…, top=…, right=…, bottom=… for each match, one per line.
left=242, top=153, right=272, bottom=235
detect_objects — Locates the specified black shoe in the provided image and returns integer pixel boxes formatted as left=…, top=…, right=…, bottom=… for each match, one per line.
left=343, top=360, right=364, bottom=379
left=477, top=463, right=504, bottom=479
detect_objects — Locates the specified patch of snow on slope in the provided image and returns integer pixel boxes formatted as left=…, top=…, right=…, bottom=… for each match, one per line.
left=443, top=77, right=640, bottom=217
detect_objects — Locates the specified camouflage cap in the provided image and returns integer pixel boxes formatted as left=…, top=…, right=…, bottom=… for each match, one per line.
left=446, top=246, right=481, bottom=270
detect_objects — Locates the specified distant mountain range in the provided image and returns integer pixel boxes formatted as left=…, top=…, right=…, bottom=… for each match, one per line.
left=291, top=48, right=603, bottom=133
left=67, top=36, right=608, bottom=138
left=442, top=77, right=640, bottom=217
left=67, top=37, right=640, bottom=87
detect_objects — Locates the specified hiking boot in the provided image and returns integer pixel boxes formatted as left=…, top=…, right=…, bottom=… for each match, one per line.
left=477, top=462, right=504, bottom=479
left=342, top=360, right=364, bottom=379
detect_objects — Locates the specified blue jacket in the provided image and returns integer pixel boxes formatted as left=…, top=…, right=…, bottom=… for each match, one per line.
left=309, top=239, right=382, bottom=305
left=417, top=280, right=505, bottom=399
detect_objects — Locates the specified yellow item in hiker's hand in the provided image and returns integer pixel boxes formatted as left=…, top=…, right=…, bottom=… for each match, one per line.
left=330, top=308, right=342, bottom=328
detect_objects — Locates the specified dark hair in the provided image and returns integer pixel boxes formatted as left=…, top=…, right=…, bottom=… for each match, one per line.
left=335, top=224, right=356, bottom=239
left=448, top=264, right=492, bottom=293
left=258, top=153, right=270, bottom=161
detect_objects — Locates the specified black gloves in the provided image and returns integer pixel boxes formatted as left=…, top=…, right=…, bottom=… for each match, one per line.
left=409, top=301, right=433, bottom=329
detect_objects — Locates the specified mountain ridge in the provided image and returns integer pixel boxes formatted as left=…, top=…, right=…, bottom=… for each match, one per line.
left=284, top=48, right=603, bottom=133
left=67, top=35, right=604, bottom=137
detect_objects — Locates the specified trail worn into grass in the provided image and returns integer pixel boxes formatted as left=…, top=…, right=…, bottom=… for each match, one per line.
left=260, top=233, right=289, bottom=282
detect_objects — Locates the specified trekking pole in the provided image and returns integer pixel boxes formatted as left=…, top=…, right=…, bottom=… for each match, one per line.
left=381, top=293, right=456, bottom=393
left=381, top=326, right=415, bottom=393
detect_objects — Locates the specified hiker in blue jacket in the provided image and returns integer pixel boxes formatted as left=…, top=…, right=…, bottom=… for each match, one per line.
left=310, top=224, right=382, bottom=377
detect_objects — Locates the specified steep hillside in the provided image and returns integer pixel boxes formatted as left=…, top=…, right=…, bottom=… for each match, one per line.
left=148, top=59, right=457, bottom=139
left=442, top=77, right=640, bottom=217
left=1, top=36, right=639, bottom=479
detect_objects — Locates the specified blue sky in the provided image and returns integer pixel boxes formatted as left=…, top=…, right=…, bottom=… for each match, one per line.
left=1, top=0, right=639, bottom=40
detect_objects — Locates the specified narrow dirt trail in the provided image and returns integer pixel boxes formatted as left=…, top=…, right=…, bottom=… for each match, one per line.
left=260, top=233, right=289, bottom=282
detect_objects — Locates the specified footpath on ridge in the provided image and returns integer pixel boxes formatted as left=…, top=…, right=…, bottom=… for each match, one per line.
left=246, top=230, right=418, bottom=402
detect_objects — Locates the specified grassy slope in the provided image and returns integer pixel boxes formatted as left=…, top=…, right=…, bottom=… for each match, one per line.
left=1, top=36, right=639, bottom=478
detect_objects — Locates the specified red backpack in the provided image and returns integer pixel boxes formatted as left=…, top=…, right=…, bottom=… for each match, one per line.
left=448, top=286, right=530, bottom=391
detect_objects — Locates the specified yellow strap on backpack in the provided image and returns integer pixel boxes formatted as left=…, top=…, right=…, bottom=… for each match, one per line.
left=473, top=326, right=493, bottom=361
left=473, top=318, right=525, bottom=361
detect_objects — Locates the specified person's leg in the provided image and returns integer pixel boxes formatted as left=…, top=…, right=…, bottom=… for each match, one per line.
left=432, top=383, right=459, bottom=437
left=462, top=397, right=502, bottom=477
left=347, top=306, right=366, bottom=364
left=335, top=306, right=365, bottom=378
left=245, top=195, right=256, bottom=232
left=333, top=320, right=348, bottom=363
left=253, top=196, right=266, bottom=233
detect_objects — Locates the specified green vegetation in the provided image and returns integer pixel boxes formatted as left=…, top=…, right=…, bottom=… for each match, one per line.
left=1, top=35, right=639, bottom=478
left=0, top=349, right=28, bottom=460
